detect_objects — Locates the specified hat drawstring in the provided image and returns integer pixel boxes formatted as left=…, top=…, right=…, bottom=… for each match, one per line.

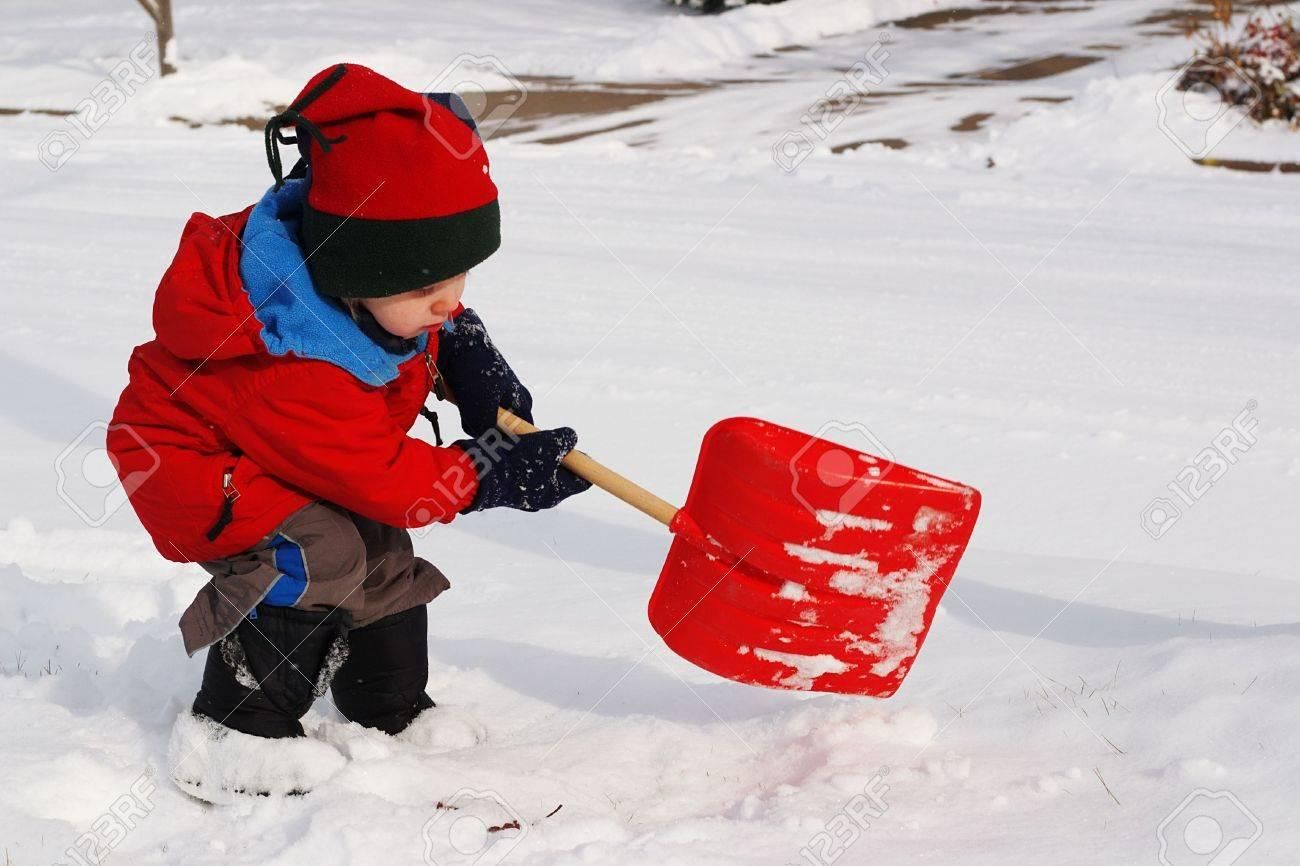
left=264, top=63, right=350, bottom=190
left=265, top=110, right=345, bottom=189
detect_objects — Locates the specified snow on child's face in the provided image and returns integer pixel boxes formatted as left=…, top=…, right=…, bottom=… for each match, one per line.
left=359, top=272, right=467, bottom=339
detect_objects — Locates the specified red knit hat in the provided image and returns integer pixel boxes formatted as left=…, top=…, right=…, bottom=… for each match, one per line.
left=264, top=63, right=500, bottom=298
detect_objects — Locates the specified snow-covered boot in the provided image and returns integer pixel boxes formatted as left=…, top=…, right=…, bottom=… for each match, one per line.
left=173, top=604, right=351, bottom=801
left=168, top=711, right=347, bottom=804
left=396, top=704, right=486, bottom=751
left=330, top=604, right=435, bottom=735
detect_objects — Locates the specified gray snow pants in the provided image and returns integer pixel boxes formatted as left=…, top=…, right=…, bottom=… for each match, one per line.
left=177, top=500, right=451, bottom=656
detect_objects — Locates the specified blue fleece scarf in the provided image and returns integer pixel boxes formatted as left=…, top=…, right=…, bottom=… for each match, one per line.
left=238, top=179, right=427, bottom=386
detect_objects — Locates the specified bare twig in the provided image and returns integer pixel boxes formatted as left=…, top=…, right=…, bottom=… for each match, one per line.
left=1093, top=767, right=1121, bottom=806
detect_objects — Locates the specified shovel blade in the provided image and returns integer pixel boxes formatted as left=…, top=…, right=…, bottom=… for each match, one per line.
left=648, top=417, right=980, bottom=697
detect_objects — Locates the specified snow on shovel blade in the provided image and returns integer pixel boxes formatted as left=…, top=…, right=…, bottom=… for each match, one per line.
left=647, top=417, right=981, bottom=697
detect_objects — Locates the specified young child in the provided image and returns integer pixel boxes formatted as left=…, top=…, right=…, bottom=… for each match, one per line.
left=107, top=63, right=591, bottom=801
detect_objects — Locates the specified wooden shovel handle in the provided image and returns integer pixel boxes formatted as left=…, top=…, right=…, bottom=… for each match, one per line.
left=495, top=407, right=680, bottom=528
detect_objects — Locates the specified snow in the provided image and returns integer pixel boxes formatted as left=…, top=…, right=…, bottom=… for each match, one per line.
left=752, top=647, right=854, bottom=689
left=816, top=510, right=894, bottom=534
left=911, top=506, right=953, bottom=534
left=861, top=556, right=942, bottom=677
left=784, top=541, right=880, bottom=573
left=815, top=543, right=948, bottom=677
left=0, top=0, right=969, bottom=121
left=3, top=0, right=1300, bottom=863
left=777, top=579, right=810, bottom=601
left=168, top=711, right=350, bottom=803
left=781, top=533, right=948, bottom=677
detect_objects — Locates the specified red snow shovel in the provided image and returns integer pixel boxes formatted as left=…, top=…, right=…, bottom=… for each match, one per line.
left=496, top=410, right=981, bottom=697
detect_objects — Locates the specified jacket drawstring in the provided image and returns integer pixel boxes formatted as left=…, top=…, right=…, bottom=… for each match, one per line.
left=419, top=407, right=443, bottom=446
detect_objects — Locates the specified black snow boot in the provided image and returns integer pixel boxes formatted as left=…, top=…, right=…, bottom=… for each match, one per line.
left=192, top=604, right=352, bottom=739
left=330, top=604, right=435, bottom=734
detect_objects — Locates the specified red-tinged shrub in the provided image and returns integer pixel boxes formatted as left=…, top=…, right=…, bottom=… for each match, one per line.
left=1181, top=1, right=1300, bottom=126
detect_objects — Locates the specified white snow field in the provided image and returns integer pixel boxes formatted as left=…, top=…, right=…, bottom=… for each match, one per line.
left=2, top=0, right=1299, bottom=864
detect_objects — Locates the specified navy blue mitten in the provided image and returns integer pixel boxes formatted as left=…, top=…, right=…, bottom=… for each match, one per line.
left=456, top=427, right=592, bottom=513
left=437, top=308, right=534, bottom=438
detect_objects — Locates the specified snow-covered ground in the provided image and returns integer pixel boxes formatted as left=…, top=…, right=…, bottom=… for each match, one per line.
left=2, top=1, right=1298, bottom=864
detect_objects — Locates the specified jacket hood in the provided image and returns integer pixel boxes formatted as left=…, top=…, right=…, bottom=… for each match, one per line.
left=152, top=206, right=261, bottom=364
left=150, top=178, right=427, bottom=386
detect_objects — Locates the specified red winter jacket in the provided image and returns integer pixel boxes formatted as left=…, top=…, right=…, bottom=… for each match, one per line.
left=108, top=185, right=478, bottom=563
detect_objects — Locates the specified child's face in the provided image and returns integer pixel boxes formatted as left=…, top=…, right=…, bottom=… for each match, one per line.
left=359, top=272, right=466, bottom=339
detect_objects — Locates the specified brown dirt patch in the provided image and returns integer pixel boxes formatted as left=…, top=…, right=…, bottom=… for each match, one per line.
left=961, top=54, right=1102, bottom=81
left=951, top=111, right=996, bottom=132
left=831, top=137, right=910, bottom=153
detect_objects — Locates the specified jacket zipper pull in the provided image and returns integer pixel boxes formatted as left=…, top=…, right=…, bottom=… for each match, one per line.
left=422, top=348, right=446, bottom=445
left=426, top=348, right=447, bottom=402
left=205, top=470, right=240, bottom=542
